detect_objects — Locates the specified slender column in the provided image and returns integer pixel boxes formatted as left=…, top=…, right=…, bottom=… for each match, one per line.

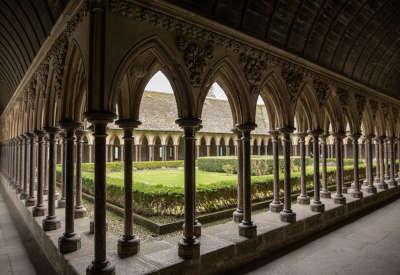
left=387, top=137, right=397, bottom=187
left=310, top=130, right=324, bottom=212
left=280, top=127, right=296, bottom=223
left=174, top=145, right=179, bottom=160
left=206, top=145, right=210, bottom=156
left=148, top=145, right=154, bottom=161
left=20, top=135, right=28, bottom=199
left=269, top=130, right=283, bottom=212
left=216, top=145, right=221, bottom=156
left=374, top=138, right=381, bottom=184
left=320, top=134, right=331, bottom=198
left=43, top=139, right=48, bottom=194
left=17, top=137, right=23, bottom=194
left=350, top=134, right=363, bottom=198
left=237, top=123, right=257, bottom=237
left=176, top=118, right=201, bottom=258
left=226, top=145, right=230, bottom=156
left=384, top=138, right=389, bottom=181
left=15, top=138, right=21, bottom=193
left=296, top=133, right=310, bottom=204
left=162, top=145, right=168, bottom=161
left=33, top=131, right=46, bottom=217
left=25, top=134, right=36, bottom=206
left=232, top=129, right=244, bottom=221
left=13, top=139, right=17, bottom=189
left=333, top=133, right=346, bottom=204
left=364, top=135, right=377, bottom=194
left=75, top=130, right=87, bottom=218
left=58, top=133, right=67, bottom=208
left=58, top=122, right=81, bottom=254
left=43, top=127, right=61, bottom=231
left=117, top=121, right=140, bottom=258
left=397, top=138, right=400, bottom=179
left=377, top=137, right=387, bottom=189
left=88, top=144, right=93, bottom=163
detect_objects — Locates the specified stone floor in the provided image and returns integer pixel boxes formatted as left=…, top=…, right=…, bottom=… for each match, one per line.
left=0, top=191, right=38, bottom=275
left=240, top=198, right=400, bottom=275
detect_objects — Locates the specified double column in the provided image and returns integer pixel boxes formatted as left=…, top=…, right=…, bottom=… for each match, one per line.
left=363, top=135, right=377, bottom=194
left=116, top=120, right=141, bottom=258
left=386, top=137, right=397, bottom=187
left=74, top=129, right=87, bottom=218
left=349, top=134, right=363, bottom=198
left=320, top=134, right=331, bottom=198
left=269, top=130, right=283, bottom=212
left=332, top=133, right=346, bottom=204
left=310, top=130, right=324, bottom=212
left=33, top=130, right=47, bottom=217
left=296, top=132, right=310, bottom=205
left=376, top=137, right=388, bottom=190
left=58, top=133, right=67, bottom=208
left=232, top=128, right=244, bottom=221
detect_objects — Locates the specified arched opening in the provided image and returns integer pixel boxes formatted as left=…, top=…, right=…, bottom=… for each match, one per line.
left=141, top=136, right=149, bottom=162
left=154, top=136, right=162, bottom=161
left=113, top=137, right=121, bottom=161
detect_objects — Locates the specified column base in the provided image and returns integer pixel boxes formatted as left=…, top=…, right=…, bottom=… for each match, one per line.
left=25, top=197, right=35, bottom=207
left=57, top=199, right=66, bottom=208
left=280, top=210, right=296, bottom=223
left=377, top=183, right=388, bottom=190
left=269, top=202, right=283, bottom=213
left=86, top=261, right=115, bottom=275
left=58, top=233, right=81, bottom=254
left=333, top=194, right=346, bottom=204
left=74, top=207, right=87, bottom=219
left=320, top=191, right=331, bottom=198
left=350, top=189, right=363, bottom=198
left=42, top=216, right=61, bottom=231
left=238, top=222, right=257, bottom=238
left=178, top=237, right=200, bottom=259
left=117, top=236, right=140, bottom=258
left=32, top=205, right=46, bottom=217
left=232, top=209, right=243, bottom=223
left=364, top=185, right=377, bottom=194
left=296, top=195, right=310, bottom=205
left=310, top=201, right=325, bottom=212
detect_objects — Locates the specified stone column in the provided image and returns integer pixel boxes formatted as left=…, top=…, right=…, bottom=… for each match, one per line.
left=42, top=127, right=61, bottom=231
left=233, top=129, right=244, bottom=222
left=333, top=133, right=346, bottom=204
left=321, top=134, right=331, bottom=198
left=117, top=121, right=140, bottom=258
left=350, top=134, right=362, bottom=198
left=136, top=145, right=141, bottom=162
left=226, top=145, right=230, bottom=156
left=176, top=118, right=201, bottom=259
left=162, top=145, right=168, bottom=161
left=16, top=137, right=22, bottom=193
left=58, top=122, right=81, bottom=254
left=43, top=139, right=48, bottom=194
left=21, top=135, right=28, bottom=199
left=269, top=130, right=283, bottom=212
left=88, top=144, right=93, bottom=163
left=148, top=144, right=154, bottom=161
left=297, top=133, right=310, bottom=205
left=388, top=137, right=397, bottom=187
left=86, top=115, right=114, bottom=274
left=206, top=145, right=210, bottom=157
left=58, top=133, right=67, bottom=208
left=310, top=130, right=324, bottom=212
left=280, top=127, right=296, bottom=223
left=74, top=130, right=87, bottom=218
left=374, top=137, right=381, bottom=185
left=397, top=138, right=400, bottom=179
left=25, top=133, right=36, bottom=207
left=174, top=145, right=179, bottom=160
left=364, top=136, right=377, bottom=194
left=216, top=145, right=220, bottom=156
left=384, top=138, right=389, bottom=181
left=377, top=137, right=388, bottom=189
left=196, top=145, right=201, bottom=158
left=237, top=123, right=257, bottom=237
left=33, top=131, right=46, bottom=217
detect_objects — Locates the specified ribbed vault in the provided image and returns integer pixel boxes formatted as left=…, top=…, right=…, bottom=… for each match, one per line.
left=169, top=0, right=400, bottom=98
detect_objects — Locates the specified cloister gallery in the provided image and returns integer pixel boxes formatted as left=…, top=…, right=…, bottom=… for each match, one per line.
left=0, top=0, right=400, bottom=274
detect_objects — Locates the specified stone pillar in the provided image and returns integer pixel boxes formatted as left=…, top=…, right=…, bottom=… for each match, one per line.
left=176, top=118, right=201, bottom=259
left=136, top=145, right=141, bottom=162
left=19, top=137, right=26, bottom=198
left=310, top=130, right=324, bottom=212
left=297, top=133, right=310, bottom=204
left=148, top=144, right=154, bottom=161
left=333, top=133, right=346, bottom=204
left=43, top=139, right=48, bottom=195
left=321, top=134, right=331, bottom=198
left=58, top=122, right=81, bottom=254
left=343, top=142, right=348, bottom=159
left=397, top=138, right=400, bottom=179
left=117, top=121, right=140, bottom=258
left=74, top=130, right=87, bottom=218
left=364, top=136, right=377, bottom=194
left=174, top=145, right=179, bottom=160
left=374, top=138, right=381, bottom=185
left=206, top=145, right=210, bottom=157
left=58, top=134, right=67, bottom=208
left=384, top=138, right=389, bottom=181
left=377, top=137, right=388, bottom=190
left=42, top=127, right=61, bottom=231
left=388, top=137, right=397, bottom=187
left=33, top=131, right=46, bottom=217
left=21, top=135, right=28, bottom=199
left=25, top=133, right=36, bottom=207
left=237, top=124, right=257, bottom=237
left=226, top=145, right=230, bottom=156
left=350, top=134, right=363, bottom=198
left=269, top=130, right=283, bottom=212
left=280, top=127, right=296, bottom=223
left=233, top=129, right=244, bottom=222
left=162, top=145, right=168, bottom=161
left=88, top=144, right=93, bottom=163
left=16, top=137, right=22, bottom=193
left=257, top=145, right=261, bottom=155
left=216, top=145, right=220, bottom=156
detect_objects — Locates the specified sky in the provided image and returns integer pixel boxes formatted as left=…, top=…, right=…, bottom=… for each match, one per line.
left=145, top=71, right=264, bottom=104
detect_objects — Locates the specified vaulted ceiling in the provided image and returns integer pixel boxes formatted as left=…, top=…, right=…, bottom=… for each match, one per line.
left=0, top=0, right=399, bottom=114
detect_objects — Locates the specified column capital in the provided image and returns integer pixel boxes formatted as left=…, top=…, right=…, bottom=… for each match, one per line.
left=176, top=117, right=202, bottom=128
left=115, top=119, right=141, bottom=129
left=43, top=126, right=60, bottom=137
left=236, top=123, right=257, bottom=132
left=84, top=111, right=116, bottom=124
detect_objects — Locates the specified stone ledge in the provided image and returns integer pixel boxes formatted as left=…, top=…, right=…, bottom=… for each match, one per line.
left=1, top=173, right=399, bottom=275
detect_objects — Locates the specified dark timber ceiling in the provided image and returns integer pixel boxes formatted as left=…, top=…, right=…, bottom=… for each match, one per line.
left=0, top=1, right=399, bottom=114
left=169, top=0, right=400, bottom=100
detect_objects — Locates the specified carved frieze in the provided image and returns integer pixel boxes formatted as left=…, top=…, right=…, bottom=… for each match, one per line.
left=281, top=65, right=303, bottom=102
left=51, top=37, right=68, bottom=97
left=239, top=52, right=266, bottom=94
left=176, top=36, right=213, bottom=86
left=313, top=79, right=329, bottom=106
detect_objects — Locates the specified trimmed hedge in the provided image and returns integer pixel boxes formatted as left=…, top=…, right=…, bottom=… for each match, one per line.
left=57, top=162, right=369, bottom=217
left=79, top=160, right=183, bottom=172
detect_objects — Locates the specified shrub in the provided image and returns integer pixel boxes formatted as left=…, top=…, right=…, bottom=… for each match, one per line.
left=75, top=160, right=184, bottom=173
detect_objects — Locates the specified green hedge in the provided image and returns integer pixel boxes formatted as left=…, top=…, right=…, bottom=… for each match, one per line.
left=79, top=160, right=183, bottom=172
left=57, top=163, right=368, bottom=217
